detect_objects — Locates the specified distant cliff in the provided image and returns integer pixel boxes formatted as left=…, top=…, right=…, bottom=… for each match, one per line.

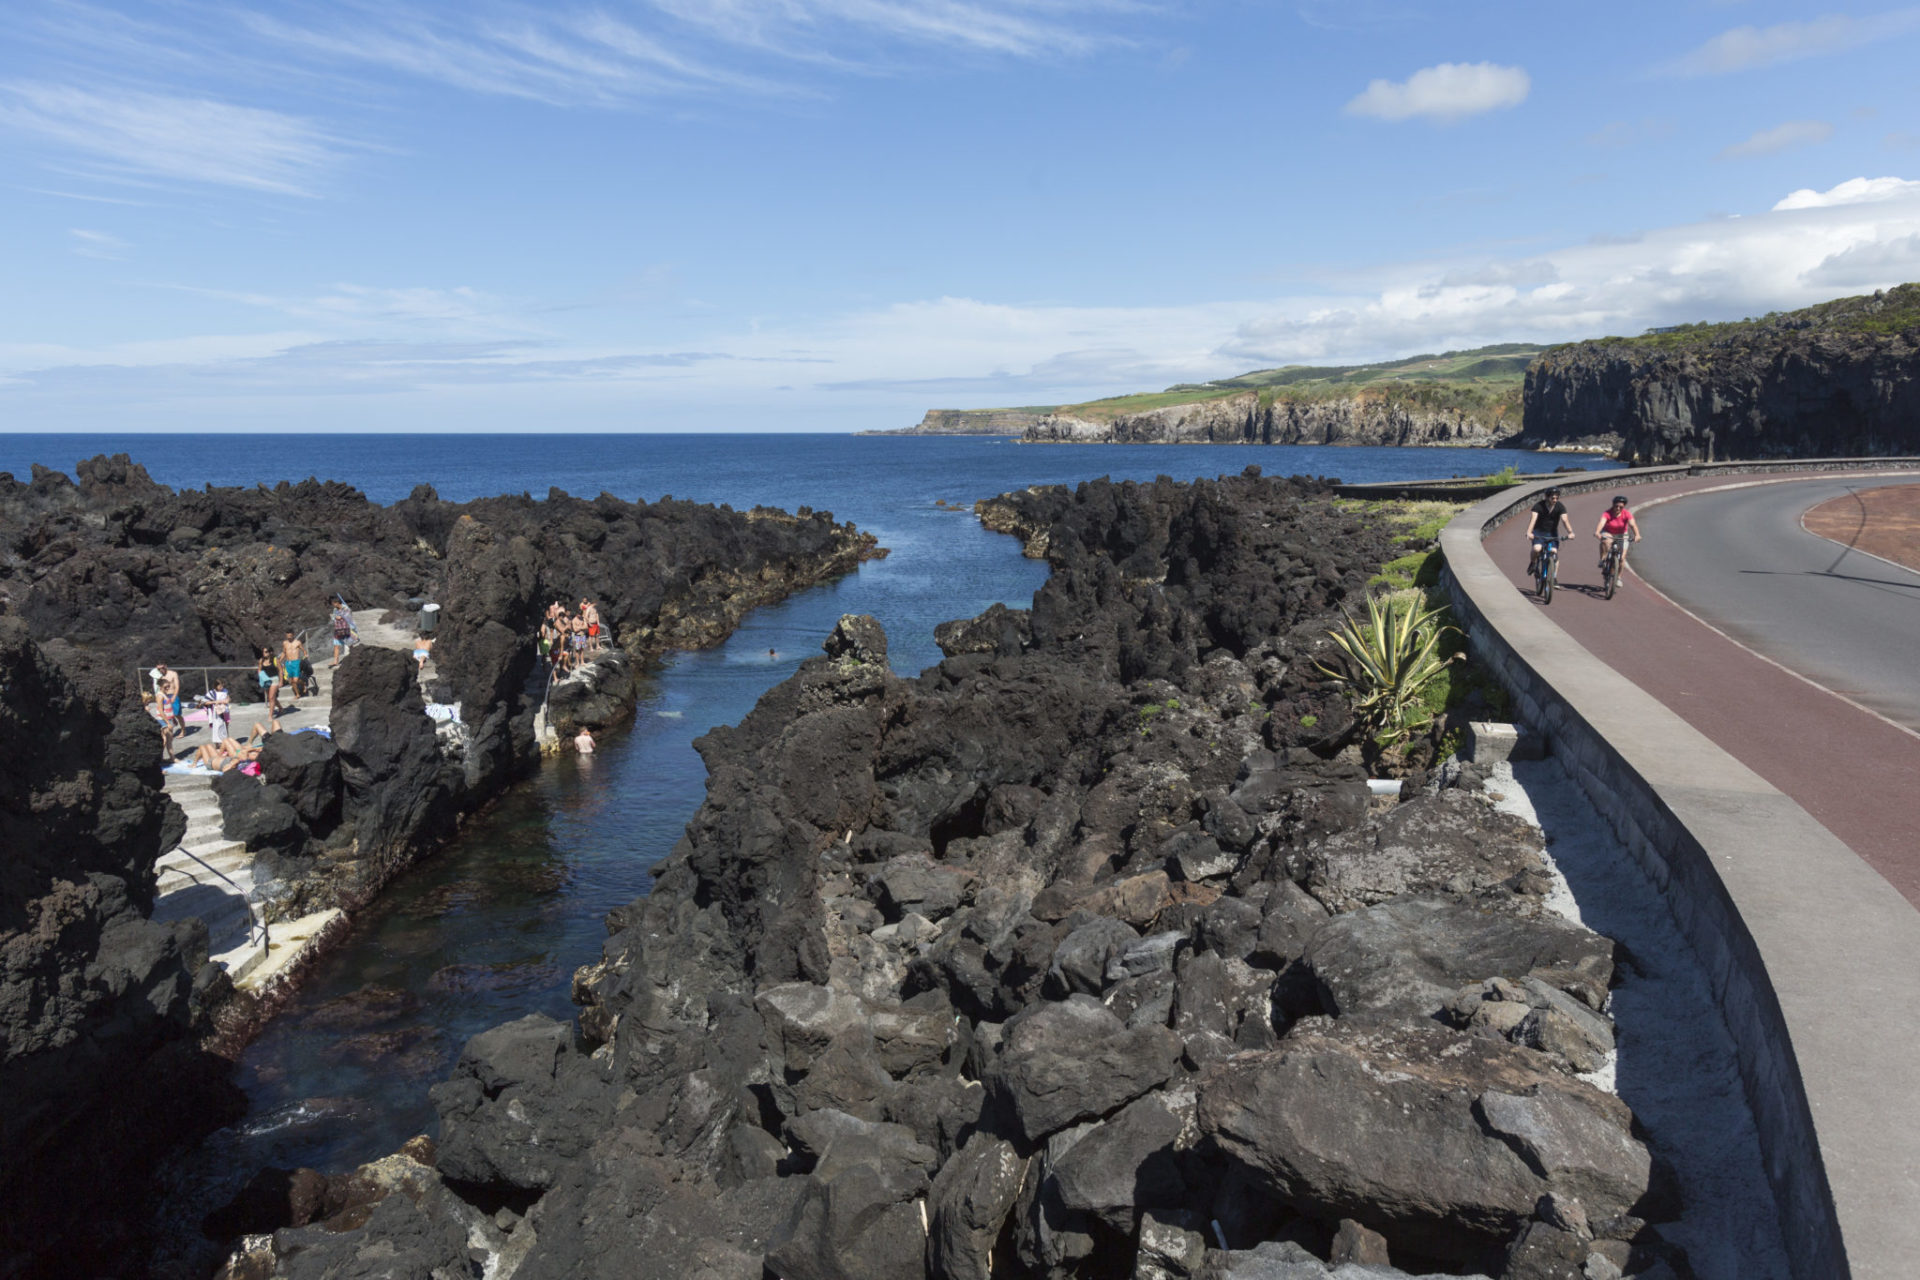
left=861, top=407, right=1057, bottom=435
left=1024, top=387, right=1512, bottom=447
left=1517, top=285, right=1920, bottom=462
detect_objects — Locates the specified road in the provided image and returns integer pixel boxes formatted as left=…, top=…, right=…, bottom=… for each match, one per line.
left=1487, top=471, right=1920, bottom=908
left=1631, top=475, right=1920, bottom=733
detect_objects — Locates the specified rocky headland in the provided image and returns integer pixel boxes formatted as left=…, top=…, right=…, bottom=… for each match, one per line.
left=1516, top=284, right=1920, bottom=462
left=0, top=456, right=882, bottom=1277
left=864, top=408, right=1060, bottom=436
left=215, top=470, right=1692, bottom=1280
left=1023, top=391, right=1505, bottom=448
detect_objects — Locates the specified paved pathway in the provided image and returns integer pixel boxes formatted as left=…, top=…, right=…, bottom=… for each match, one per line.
left=1486, top=471, right=1920, bottom=909
left=148, top=610, right=424, bottom=990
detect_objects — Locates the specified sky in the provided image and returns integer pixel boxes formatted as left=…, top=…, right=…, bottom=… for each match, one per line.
left=3, top=1, right=1919, bottom=433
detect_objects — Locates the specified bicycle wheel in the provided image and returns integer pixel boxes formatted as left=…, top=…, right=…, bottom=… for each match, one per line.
left=1603, top=552, right=1618, bottom=600
left=1540, top=556, right=1555, bottom=604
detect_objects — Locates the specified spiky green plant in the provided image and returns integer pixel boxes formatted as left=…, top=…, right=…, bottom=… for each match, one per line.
left=1315, top=594, right=1459, bottom=743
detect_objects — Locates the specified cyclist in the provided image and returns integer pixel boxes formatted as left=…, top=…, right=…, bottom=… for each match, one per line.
left=1524, top=486, right=1574, bottom=575
left=1596, top=494, right=1642, bottom=571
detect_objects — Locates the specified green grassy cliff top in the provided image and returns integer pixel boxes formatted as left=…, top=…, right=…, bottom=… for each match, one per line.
left=1555, top=282, right=1920, bottom=356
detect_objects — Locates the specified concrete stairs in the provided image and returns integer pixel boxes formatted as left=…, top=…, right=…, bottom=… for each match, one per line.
left=150, top=654, right=343, bottom=991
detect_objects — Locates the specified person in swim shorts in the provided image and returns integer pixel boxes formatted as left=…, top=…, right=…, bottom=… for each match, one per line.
left=1595, top=494, right=1643, bottom=571
left=280, top=631, right=308, bottom=706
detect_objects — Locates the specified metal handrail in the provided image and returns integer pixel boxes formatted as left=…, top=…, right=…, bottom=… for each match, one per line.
left=169, top=838, right=270, bottom=952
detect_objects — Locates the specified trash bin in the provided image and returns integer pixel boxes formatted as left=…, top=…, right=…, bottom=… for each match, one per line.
left=418, top=602, right=441, bottom=636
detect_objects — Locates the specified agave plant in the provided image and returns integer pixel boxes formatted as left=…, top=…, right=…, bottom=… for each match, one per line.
left=1315, top=592, right=1459, bottom=743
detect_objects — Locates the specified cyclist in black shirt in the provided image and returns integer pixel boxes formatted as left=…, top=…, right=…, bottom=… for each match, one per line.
left=1524, top=486, right=1575, bottom=575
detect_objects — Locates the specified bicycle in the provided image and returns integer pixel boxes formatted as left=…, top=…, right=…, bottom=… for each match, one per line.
left=1600, top=534, right=1632, bottom=600
left=1531, top=537, right=1560, bottom=603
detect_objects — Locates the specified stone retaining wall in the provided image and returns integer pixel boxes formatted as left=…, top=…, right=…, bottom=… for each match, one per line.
left=1439, top=459, right=1920, bottom=1280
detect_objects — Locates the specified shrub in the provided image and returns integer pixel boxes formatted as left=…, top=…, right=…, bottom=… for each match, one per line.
left=1315, top=594, right=1459, bottom=745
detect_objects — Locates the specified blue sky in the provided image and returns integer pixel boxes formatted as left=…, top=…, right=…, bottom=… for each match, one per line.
left=4, top=1, right=1919, bottom=432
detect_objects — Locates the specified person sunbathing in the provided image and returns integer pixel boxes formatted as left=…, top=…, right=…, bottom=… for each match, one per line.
left=190, top=738, right=262, bottom=772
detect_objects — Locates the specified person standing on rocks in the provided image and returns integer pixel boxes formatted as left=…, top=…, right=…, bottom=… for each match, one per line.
left=280, top=630, right=308, bottom=706
left=155, top=663, right=182, bottom=734
left=257, top=646, right=281, bottom=713
left=208, top=680, right=231, bottom=749
left=581, top=599, right=603, bottom=653
left=329, top=601, right=357, bottom=668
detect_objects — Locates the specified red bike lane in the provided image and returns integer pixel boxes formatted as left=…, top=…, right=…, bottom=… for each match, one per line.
left=1486, top=473, right=1920, bottom=909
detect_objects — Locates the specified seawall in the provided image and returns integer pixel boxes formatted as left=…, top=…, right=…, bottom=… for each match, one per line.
left=1440, top=460, right=1920, bottom=1280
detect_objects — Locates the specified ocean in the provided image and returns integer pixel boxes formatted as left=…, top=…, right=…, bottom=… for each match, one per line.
left=6, top=433, right=1617, bottom=1242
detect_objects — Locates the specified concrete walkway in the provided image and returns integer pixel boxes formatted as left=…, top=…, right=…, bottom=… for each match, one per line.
left=147, top=609, right=426, bottom=993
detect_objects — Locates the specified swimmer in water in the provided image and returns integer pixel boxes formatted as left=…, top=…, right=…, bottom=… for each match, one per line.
left=768, top=647, right=777, bottom=660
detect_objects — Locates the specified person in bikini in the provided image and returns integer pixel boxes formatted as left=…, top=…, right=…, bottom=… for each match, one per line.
left=1595, top=495, right=1643, bottom=572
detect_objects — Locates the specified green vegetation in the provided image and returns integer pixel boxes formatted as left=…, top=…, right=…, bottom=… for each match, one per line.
left=1038, top=343, right=1539, bottom=424
left=1315, top=594, right=1459, bottom=745
left=1560, top=282, right=1920, bottom=356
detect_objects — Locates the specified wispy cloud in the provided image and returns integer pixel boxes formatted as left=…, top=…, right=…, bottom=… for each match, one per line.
left=1344, top=62, right=1530, bottom=124
left=68, top=227, right=128, bottom=259
left=1720, top=120, right=1834, bottom=158
left=1667, top=10, right=1920, bottom=75
left=235, top=0, right=1125, bottom=109
left=12, top=177, right=1920, bottom=428
left=0, top=82, right=345, bottom=195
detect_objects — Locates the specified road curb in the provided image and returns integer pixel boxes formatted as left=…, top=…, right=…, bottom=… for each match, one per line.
left=1440, top=460, right=1920, bottom=1280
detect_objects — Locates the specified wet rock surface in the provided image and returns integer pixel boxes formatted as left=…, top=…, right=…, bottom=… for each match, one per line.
left=213, top=471, right=1684, bottom=1279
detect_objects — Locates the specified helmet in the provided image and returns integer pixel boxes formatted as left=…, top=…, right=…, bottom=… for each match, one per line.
left=1544, top=486, right=1562, bottom=497
left=1610, top=494, right=1628, bottom=506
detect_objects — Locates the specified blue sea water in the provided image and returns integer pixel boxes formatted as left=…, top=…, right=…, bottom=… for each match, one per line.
left=4, top=434, right=1616, bottom=1240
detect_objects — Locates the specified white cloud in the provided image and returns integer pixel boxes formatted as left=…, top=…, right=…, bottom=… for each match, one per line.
left=8, top=175, right=1920, bottom=428
left=1344, top=62, right=1529, bottom=123
left=0, top=82, right=343, bottom=195
left=1720, top=120, right=1834, bottom=159
left=68, top=228, right=129, bottom=259
left=1669, top=10, right=1920, bottom=75
left=1773, top=175, right=1919, bottom=208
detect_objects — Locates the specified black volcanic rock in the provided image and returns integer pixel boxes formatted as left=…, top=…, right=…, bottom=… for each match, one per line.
left=1517, top=283, right=1920, bottom=461
left=224, top=473, right=1687, bottom=1280
left=0, top=618, right=240, bottom=1277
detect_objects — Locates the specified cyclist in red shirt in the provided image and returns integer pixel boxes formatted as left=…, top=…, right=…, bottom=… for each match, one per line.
left=1595, top=494, right=1642, bottom=571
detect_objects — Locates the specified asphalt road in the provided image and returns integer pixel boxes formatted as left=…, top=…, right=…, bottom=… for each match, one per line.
left=1488, top=471, right=1920, bottom=906
left=1631, top=474, right=1920, bottom=732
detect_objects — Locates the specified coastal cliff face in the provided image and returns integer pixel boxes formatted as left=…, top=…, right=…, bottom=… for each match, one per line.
left=0, top=620, right=242, bottom=1276
left=224, top=472, right=1690, bottom=1280
left=1516, top=286, right=1920, bottom=461
left=1024, top=391, right=1505, bottom=447
left=866, top=408, right=1057, bottom=436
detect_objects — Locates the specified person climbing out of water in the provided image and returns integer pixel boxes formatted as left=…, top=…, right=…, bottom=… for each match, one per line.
left=574, top=727, right=594, bottom=754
